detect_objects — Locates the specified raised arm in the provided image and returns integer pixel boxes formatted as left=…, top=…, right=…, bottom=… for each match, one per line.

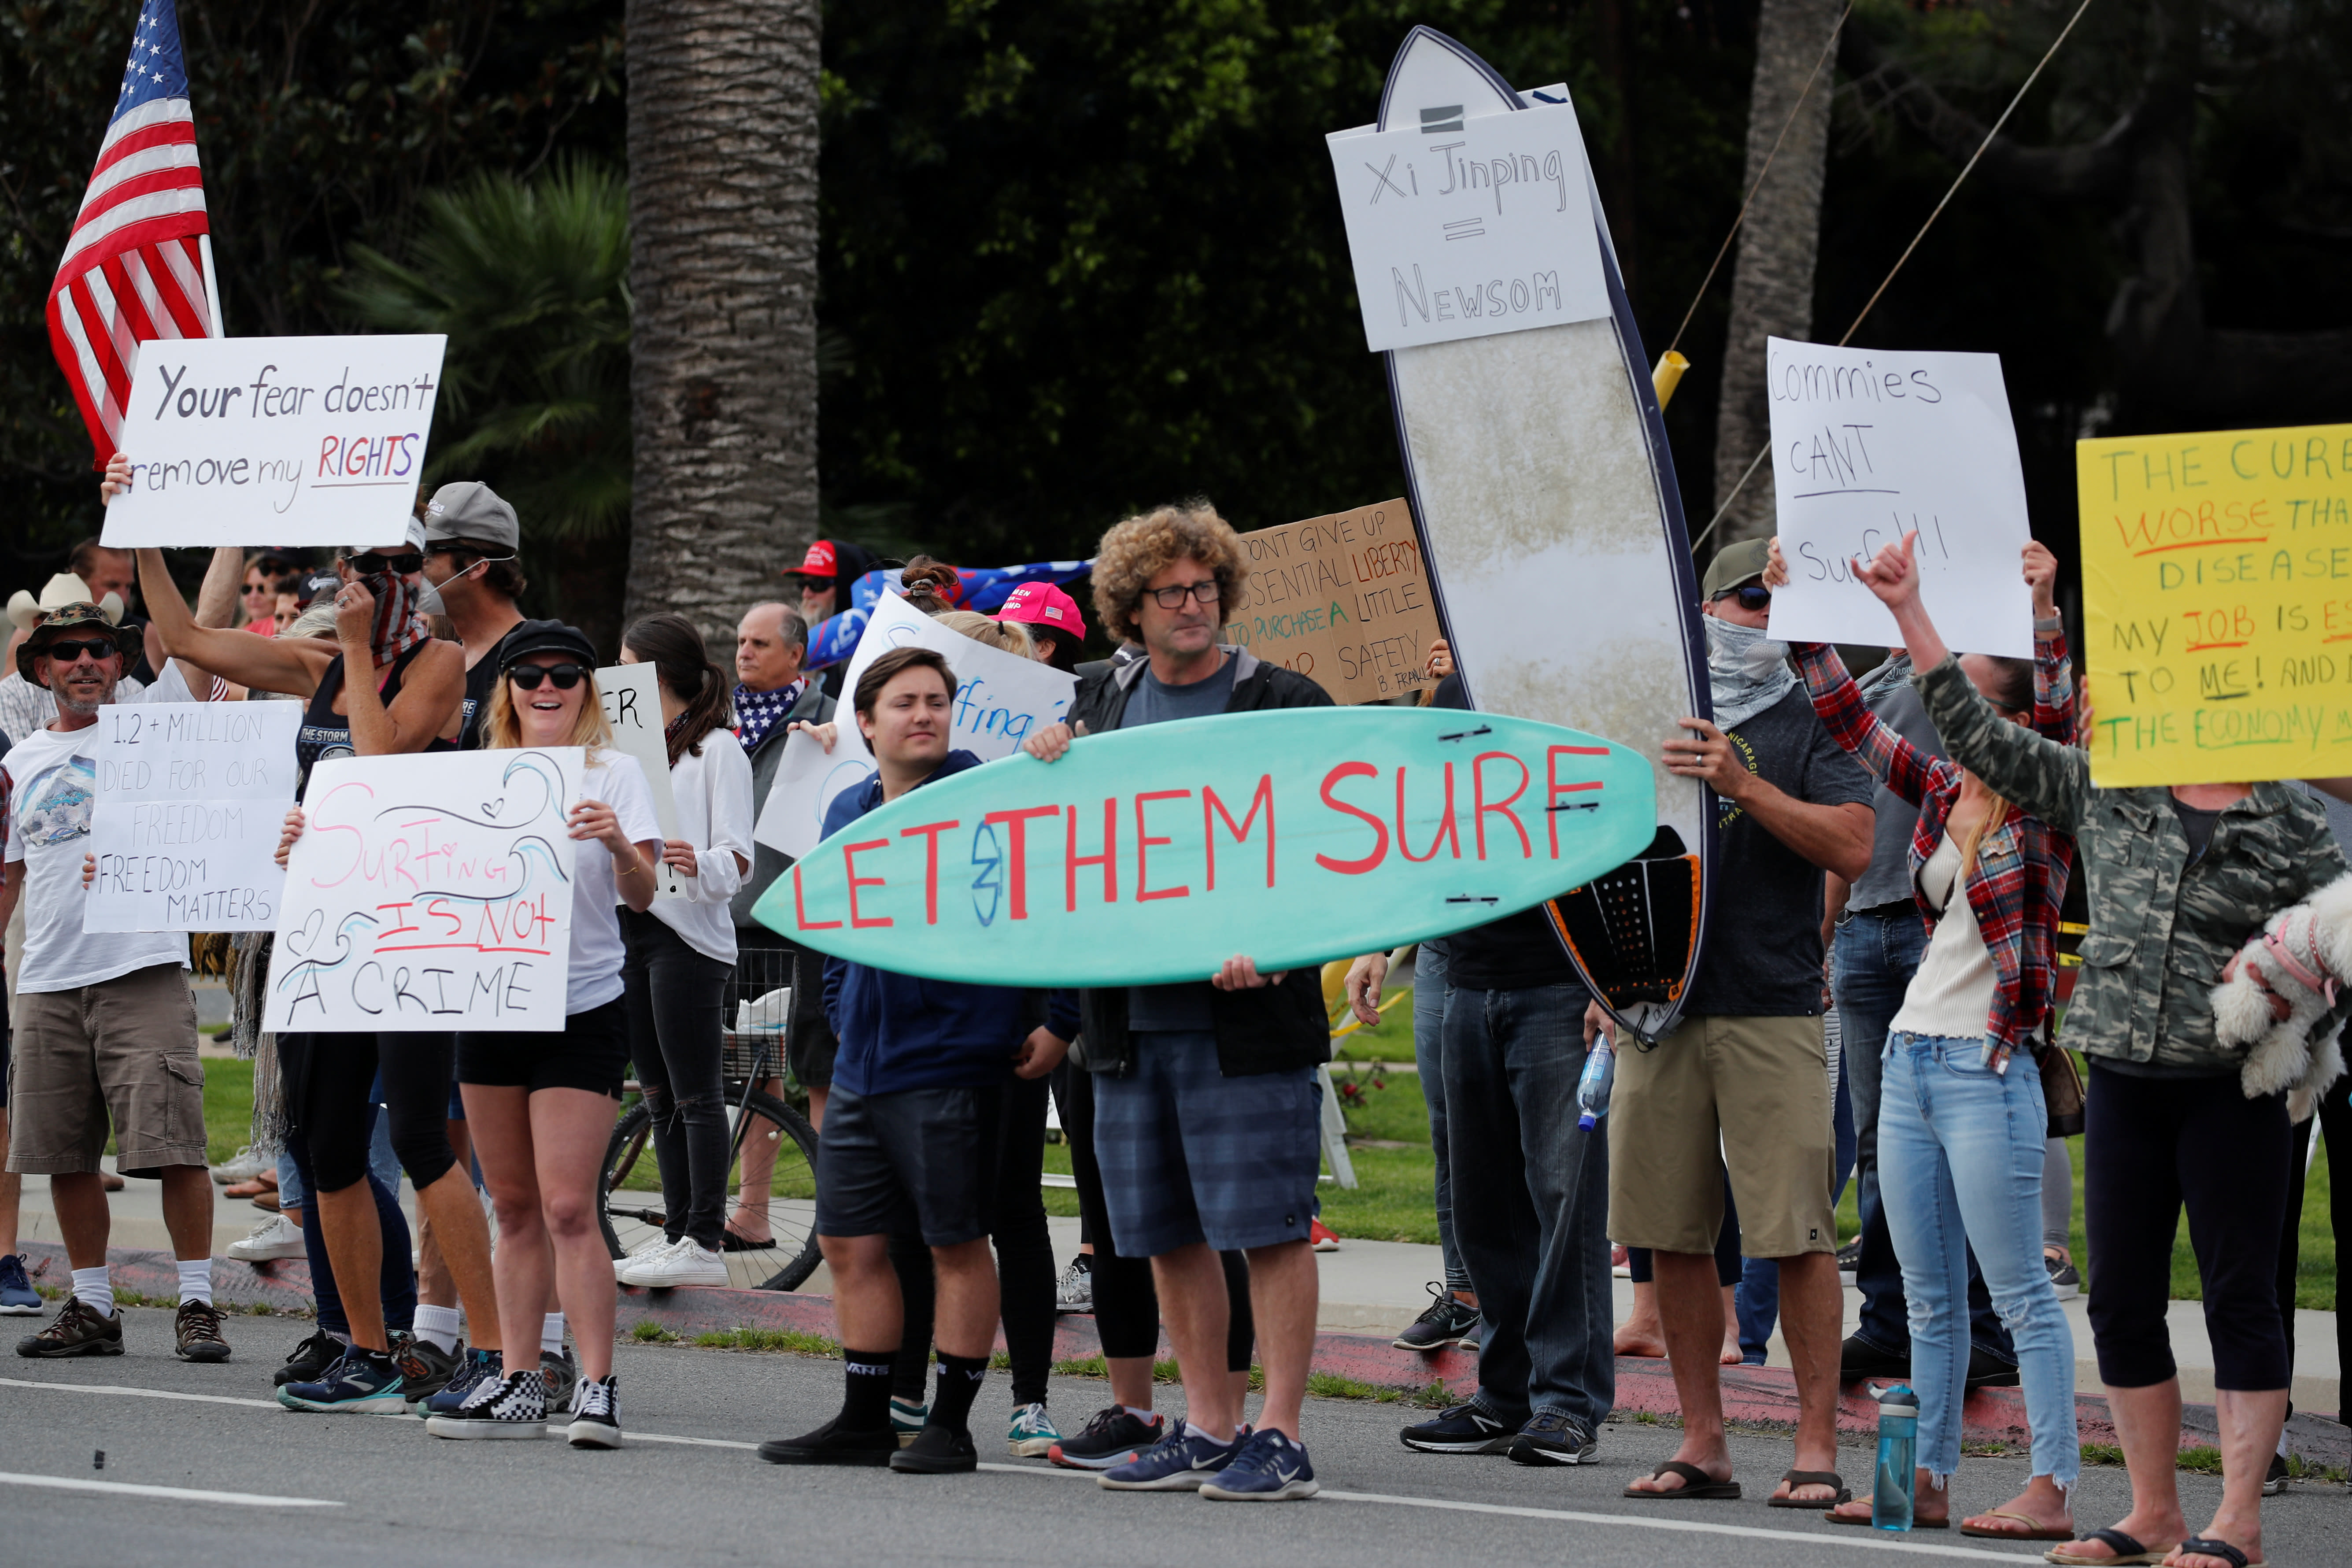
left=329, top=581, right=462, bottom=755
left=2023, top=540, right=2076, bottom=745
left=1791, top=640, right=1946, bottom=807
left=134, top=547, right=330, bottom=697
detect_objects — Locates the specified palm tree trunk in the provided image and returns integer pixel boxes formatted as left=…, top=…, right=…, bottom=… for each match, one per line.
left=623, top=0, right=821, bottom=644
left=1710, top=0, right=1843, bottom=547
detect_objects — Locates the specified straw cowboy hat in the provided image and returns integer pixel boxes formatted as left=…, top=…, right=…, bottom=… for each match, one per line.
left=7, top=572, right=123, bottom=635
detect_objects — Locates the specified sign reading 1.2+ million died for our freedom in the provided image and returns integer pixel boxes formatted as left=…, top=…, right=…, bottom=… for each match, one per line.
left=101, top=333, right=447, bottom=551
left=2079, top=421, right=2352, bottom=787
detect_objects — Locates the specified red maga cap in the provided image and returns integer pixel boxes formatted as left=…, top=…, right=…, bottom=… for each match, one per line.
left=782, top=540, right=837, bottom=578
left=996, top=581, right=1085, bottom=637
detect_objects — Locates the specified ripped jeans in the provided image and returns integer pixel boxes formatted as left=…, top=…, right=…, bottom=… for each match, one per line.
left=621, top=911, right=735, bottom=1251
left=1879, top=1031, right=2079, bottom=1487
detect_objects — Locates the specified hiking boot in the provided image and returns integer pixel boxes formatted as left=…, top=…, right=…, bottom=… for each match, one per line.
left=396, top=1335, right=464, bottom=1408
left=15, top=1298, right=123, bottom=1358
left=174, top=1299, right=233, bottom=1363
left=1392, top=1283, right=1480, bottom=1352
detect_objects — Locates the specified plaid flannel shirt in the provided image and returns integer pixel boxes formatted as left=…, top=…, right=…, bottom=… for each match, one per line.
left=1794, top=619, right=2077, bottom=1069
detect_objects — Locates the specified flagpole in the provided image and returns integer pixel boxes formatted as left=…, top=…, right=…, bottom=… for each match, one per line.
left=198, top=232, right=224, bottom=336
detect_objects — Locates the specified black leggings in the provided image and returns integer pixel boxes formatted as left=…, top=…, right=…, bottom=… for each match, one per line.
left=285, top=1117, right=414, bottom=1338
left=621, top=911, right=733, bottom=1250
left=281, top=1030, right=458, bottom=1193
left=2085, top=1062, right=2293, bottom=1390
left=2278, top=1069, right=2350, bottom=1413
left=1058, top=1062, right=1254, bottom=1372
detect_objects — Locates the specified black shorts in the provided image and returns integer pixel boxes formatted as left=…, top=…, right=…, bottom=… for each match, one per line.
left=814, top=1083, right=1001, bottom=1247
left=457, top=998, right=629, bottom=1098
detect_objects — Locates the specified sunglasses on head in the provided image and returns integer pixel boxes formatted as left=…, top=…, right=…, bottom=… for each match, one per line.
left=349, top=552, right=423, bottom=576
left=508, top=663, right=588, bottom=691
left=43, top=636, right=118, bottom=664
left=1712, top=582, right=1772, bottom=612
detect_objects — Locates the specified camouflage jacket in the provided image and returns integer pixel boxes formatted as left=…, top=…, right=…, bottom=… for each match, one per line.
left=1917, top=657, right=2350, bottom=1072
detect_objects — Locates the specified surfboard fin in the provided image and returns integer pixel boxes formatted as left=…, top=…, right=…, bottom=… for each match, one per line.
left=1546, top=826, right=1700, bottom=1047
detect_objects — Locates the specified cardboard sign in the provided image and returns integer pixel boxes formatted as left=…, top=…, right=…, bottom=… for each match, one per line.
left=263, top=747, right=582, bottom=1032
left=752, top=593, right=1078, bottom=858
left=752, top=706, right=1655, bottom=987
left=1221, top=499, right=1441, bottom=703
left=1325, top=101, right=1611, bottom=352
left=83, top=701, right=300, bottom=932
left=102, top=334, right=447, bottom=548
left=2078, top=422, right=2352, bottom=786
left=1763, top=339, right=2034, bottom=658
left=595, top=662, right=688, bottom=899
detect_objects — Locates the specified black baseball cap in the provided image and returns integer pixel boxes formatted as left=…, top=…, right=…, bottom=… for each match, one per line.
left=497, top=618, right=597, bottom=670
left=293, top=570, right=342, bottom=609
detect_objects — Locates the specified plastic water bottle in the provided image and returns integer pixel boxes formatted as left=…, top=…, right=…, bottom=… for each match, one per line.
left=1872, top=1384, right=1918, bottom=1531
left=1575, top=1037, right=1616, bottom=1129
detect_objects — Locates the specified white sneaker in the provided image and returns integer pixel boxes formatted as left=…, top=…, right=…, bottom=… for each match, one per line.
left=621, top=1240, right=728, bottom=1288
left=211, top=1144, right=273, bottom=1185
left=612, top=1235, right=676, bottom=1280
left=226, top=1212, right=306, bottom=1261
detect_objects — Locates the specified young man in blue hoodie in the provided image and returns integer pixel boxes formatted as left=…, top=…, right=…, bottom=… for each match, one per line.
left=758, top=646, right=1076, bottom=1475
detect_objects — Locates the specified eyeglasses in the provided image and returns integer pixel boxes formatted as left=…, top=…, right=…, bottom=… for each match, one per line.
left=507, top=663, right=588, bottom=690
left=42, top=637, right=118, bottom=664
left=1144, top=580, right=1222, bottom=609
left=349, top=552, right=423, bottom=576
left=1711, top=582, right=1772, bottom=612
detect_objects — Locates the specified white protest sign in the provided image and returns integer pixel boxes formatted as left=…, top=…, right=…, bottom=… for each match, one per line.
left=596, top=662, right=688, bottom=900
left=102, top=334, right=447, bottom=549
left=1325, top=100, right=1610, bottom=352
left=264, top=747, right=582, bottom=1033
left=753, top=593, right=1077, bottom=858
left=1764, top=338, right=2034, bottom=658
left=83, top=702, right=300, bottom=932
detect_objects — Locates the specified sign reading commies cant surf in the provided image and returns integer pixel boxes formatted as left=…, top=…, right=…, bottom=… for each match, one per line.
left=100, top=333, right=447, bottom=549
left=1222, top=499, right=1442, bottom=704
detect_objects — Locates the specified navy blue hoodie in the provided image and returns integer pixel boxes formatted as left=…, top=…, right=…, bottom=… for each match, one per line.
left=820, top=750, right=1080, bottom=1095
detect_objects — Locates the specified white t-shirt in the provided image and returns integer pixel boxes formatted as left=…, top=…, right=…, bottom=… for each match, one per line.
left=565, top=751, right=662, bottom=1013
left=648, top=727, right=755, bottom=965
left=1890, top=834, right=1999, bottom=1039
left=3, top=677, right=192, bottom=994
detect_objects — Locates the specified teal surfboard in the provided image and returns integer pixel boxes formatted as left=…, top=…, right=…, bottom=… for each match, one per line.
left=751, top=706, right=1654, bottom=988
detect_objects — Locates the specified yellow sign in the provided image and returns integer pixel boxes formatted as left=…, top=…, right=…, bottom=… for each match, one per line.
left=2078, top=423, right=2352, bottom=785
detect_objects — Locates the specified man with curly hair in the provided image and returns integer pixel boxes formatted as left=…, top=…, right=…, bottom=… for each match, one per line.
left=1022, top=501, right=1331, bottom=1501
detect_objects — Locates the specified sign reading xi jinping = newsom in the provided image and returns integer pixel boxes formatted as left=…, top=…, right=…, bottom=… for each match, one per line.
left=100, top=333, right=447, bottom=550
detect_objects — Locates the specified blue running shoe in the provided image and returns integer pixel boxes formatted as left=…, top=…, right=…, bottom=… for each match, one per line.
left=0, top=1254, right=41, bottom=1316
left=423, top=1348, right=501, bottom=1416
left=277, top=1348, right=405, bottom=1413
left=1097, top=1424, right=1244, bottom=1491
left=1199, top=1427, right=1318, bottom=1501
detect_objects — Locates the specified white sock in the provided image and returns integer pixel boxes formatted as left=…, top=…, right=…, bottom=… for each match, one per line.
left=414, top=1305, right=462, bottom=1354
left=71, top=1266, right=116, bottom=1317
left=1123, top=1405, right=1156, bottom=1421
left=1185, top=1421, right=1237, bottom=1444
left=541, top=1312, right=565, bottom=1356
left=175, top=1258, right=213, bottom=1307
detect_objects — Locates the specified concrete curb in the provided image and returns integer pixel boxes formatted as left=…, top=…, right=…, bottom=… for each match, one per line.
left=29, top=1242, right=2346, bottom=1467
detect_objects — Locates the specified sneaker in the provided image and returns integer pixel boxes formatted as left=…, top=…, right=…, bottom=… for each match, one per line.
left=1399, top=1403, right=1513, bottom=1454
left=210, top=1144, right=273, bottom=1185
left=1048, top=1405, right=1165, bottom=1470
left=891, top=1422, right=979, bottom=1473
left=611, top=1235, right=676, bottom=1281
left=1837, top=1236, right=1863, bottom=1279
left=621, top=1239, right=728, bottom=1288
left=0, top=1254, right=41, bottom=1315
left=174, top=1299, right=233, bottom=1363
left=1392, top=1282, right=1481, bottom=1352
left=15, top=1298, right=123, bottom=1358
left=569, top=1374, right=622, bottom=1449
left=1198, top=1427, right=1318, bottom=1501
left=1055, top=1254, right=1094, bottom=1315
left=425, top=1368, right=546, bottom=1439
left=396, top=1335, right=464, bottom=1409
left=541, top=1347, right=578, bottom=1411
left=1098, top=1424, right=1244, bottom=1491
left=758, top=1416, right=898, bottom=1467
left=1309, top=1218, right=1341, bottom=1253
left=2263, top=1450, right=2289, bottom=1496
left=890, top=1395, right=928, bottom=1447
left=226, top=1213, right=307, bottom=1262
left=1507, top=1412, right=1597, bottom=1465
left=1007, top=1401, right=1061, bottom=1457
left=2045, top=1253, right=2082, bottom=1301
left=278, top=1348, right=403, bottom=1411
left=274, top=1328, right=341, bottom=1387
left=1455, top=1314, right=1484, bottom=1354
left=423, top=1348, right=502, bottom=1415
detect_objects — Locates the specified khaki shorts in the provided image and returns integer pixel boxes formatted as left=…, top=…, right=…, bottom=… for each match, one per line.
left=1607, top=1013, right=1835, bottom=1260
left=6, top=962, right=206, bottom=1178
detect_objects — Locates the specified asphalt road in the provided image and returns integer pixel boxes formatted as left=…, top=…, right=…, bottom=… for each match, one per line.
left=4, top=1309, right=2347, bottom=1568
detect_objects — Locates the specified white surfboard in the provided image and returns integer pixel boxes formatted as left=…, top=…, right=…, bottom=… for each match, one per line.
left=1372, top=27, right=1714, bottom=1042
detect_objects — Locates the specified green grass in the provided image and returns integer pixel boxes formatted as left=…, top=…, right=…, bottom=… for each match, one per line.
left=688, top=1326, right=839, bottom=1356
left=200, top=1057, right=256, bottom=1166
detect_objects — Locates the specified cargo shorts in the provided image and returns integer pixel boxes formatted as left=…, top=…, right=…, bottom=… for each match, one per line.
left=5, top=962, right=206, bottom=1178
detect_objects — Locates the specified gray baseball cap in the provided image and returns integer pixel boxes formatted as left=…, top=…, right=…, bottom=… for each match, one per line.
left=422, top=481, right=519, bottom=552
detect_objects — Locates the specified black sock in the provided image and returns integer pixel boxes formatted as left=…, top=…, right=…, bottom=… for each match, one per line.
left=841, top=1348, right=897, bottom=1431
left=932, top=1352, right=987, bottom=1435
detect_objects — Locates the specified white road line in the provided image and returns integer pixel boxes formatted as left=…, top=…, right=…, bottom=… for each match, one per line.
left=1, top=1377, right=279, bottom=1410
left=0, top=1472, right=341, bottom=1508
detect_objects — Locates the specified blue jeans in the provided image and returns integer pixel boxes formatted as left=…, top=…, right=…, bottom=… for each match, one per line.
left=1411, top=943, right=1472, bottom=1293
left=1442, top=984, right=1612, bottom=1432
left=1880, top=1032, right=2078, bottom=1483
left=1837, top=911, right=2013, bottom=1364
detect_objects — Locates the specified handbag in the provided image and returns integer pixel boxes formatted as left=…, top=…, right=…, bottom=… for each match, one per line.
left=2038, top=1041, right=2086, bottom=1138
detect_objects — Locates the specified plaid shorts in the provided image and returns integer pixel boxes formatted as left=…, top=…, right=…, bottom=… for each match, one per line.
left=1093, top=1029, right=1321, bottom=1257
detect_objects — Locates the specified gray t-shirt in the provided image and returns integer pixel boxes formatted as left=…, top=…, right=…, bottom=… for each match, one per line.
left=1121, top=657, right=1239, bottom=1029
left=1848, top=670, right=1948, bottom=911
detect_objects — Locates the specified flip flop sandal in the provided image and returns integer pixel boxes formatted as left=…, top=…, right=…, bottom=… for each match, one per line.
left=1768, top=1468, right=1851, bottom=1508
left=1623, top=1461, right=1741, bottom=1500
left=720, top=1231, right=777, bottom=1252
left=2045, top=1527, right=2181, bottom=1565
left=1824, top=1506, right=1949, bottom=1528
left=2171, top=1536, right=2265, bottom=1568
left=1962, top=1511, right=2077, bottom=1542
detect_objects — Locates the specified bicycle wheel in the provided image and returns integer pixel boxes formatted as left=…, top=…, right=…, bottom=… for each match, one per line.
left=598, top=1090, right=822, bottom=1292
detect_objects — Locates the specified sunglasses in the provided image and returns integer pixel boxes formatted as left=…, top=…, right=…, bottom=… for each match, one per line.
left=507, top=663, right=589, bottom=691
left=1711, top=582, right=1772, bottom=612
left=1145, top=580, right=1223, bottom=608
left=349, top=552, right=423, bottom=576
left=797, top=576, right=836, bottom=593
left=42, top=637, right=118, bottom=664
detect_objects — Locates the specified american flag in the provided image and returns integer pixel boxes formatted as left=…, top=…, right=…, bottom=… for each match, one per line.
left=45, top=0, right=221, bottom=467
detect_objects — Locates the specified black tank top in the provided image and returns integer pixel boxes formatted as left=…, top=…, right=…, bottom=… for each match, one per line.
left=296, top=642, right=450, bottom=797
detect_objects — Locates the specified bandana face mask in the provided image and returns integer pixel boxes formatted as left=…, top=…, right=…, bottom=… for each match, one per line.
left=1703, top=614, right=1797, bottom=729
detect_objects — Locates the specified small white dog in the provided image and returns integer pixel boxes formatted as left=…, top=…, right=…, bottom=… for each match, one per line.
left=2209, top=870, right=2352, bottom=1120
